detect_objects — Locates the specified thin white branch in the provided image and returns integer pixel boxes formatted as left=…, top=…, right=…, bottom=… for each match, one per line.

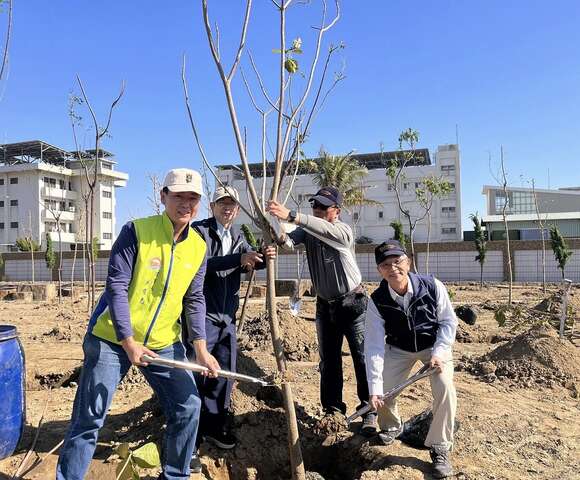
left=0, top=0, right=12, bottom=84
left=227, top=0, right=252, bottom=82
left=181, top=56, right=260, bottom=224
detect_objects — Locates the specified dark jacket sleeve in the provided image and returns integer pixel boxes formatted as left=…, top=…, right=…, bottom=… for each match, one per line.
left=105, top=222, right=138, bottom=342
left=183, top=252, right=207, bottom=342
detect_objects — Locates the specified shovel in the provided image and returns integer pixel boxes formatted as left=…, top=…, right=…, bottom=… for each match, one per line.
left=346, top=364, right=437, bottom=424
left=142, top=355, right=269, bottom=387
left=289, top=250, right=307, bottom=316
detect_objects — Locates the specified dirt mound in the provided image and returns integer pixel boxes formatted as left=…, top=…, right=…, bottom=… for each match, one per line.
left=466, top=325, right=580, bottom=390
left=455, top=322, right=489, bottom=343
left=239, top=310, right=318, bottom=361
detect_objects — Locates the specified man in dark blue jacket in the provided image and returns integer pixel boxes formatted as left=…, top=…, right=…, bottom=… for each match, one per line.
left=190, top=186, right=275, bottom=458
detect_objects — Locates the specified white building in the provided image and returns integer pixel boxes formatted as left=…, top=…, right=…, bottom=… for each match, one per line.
left=0, top=140, right=128, bottom=253
left=482, top=184, right=580, bottom=240
left=216, top=144, right=462, bottom=243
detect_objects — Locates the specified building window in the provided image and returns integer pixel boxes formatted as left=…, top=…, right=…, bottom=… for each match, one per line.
left=0, top=223, right=4, bottom=229
left=449, top=182, right=455, bottom=191
left=403, top=183, right=409, bottom=190
left=103, top=232, right=112, bottom=240
left=441, top=227, right=456, bottom=234
left=415, top=182, right=421, bottom=189
left=59, top=201, right=66, bottom=210
left=441, top=206, right=456, bottom=217
left=387, top=184, right=394, bottom=191
left=0, top=179, right=4, bottom=185
left=0, top=201, right=3, bottom=207
left=59, top=179, right=66, bottom=189
left=69, top=181, right=72, bottom=190
left=9, top=199, right=18, bottom=206
left=10, top=222, right=18, bottom=229
left=101, top=162, right=112, bottom=170
left=9, top=177, right=18, bottom=185
left=378, top=211, right=384, bottom=219
left=441, top=165, right=455, bottom=173
left=353, top=212, right=359, bottom=221
left=102, top=190, right=112, bottom=198
left=44, top=176, right=56, bottom=187
left=103, top=211, right=112, bottom=219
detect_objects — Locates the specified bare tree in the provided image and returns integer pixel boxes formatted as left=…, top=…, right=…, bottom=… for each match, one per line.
left=146, top=173, right=163, bottom=215
left=415, top=175, right=451, bottom=273
left=41, top=192, right=65, bottom=302
left=490, top=147, right=513, bottom=304
left=70, top=78, right=124, bottom=309
left=386, top=129, right=440, bottom=273
left=0, top=0, right=13, bottom=89
left=531, top=179, right=547, bottom=293
left=183, top=2, right=343, bottom=477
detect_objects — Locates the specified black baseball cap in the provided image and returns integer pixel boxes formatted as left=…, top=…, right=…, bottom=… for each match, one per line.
left=375, top=240, right=407, bottom=265
left=309, top=186, right=343, bottom=207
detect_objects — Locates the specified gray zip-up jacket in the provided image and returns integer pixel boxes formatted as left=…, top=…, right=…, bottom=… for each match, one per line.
left=282, top=214, right=362, bottom=300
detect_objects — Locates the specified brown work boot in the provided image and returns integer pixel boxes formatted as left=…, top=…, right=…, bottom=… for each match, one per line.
left=430, top=444, right=454, bottom=478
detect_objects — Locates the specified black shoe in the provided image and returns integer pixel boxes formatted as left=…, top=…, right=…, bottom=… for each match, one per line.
left=430, top=445, right=454, bottom=478
left=204, top=430, right=237, bottom=450
left=360, top=412, right=378, bottom=437
left=190, top=450, right=202, bottom=474
left=377, top=424, right=404, bottom=446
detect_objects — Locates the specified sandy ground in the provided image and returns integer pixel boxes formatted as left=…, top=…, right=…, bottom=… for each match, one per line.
left=0, top=282, right=579, bottom=479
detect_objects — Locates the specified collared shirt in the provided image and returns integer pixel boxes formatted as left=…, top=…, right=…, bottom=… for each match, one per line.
left=388, top=280, right=414, bottom=312
left=216, top=221, right=232, bottom=255
left=364, top=276, right=457, bottom=396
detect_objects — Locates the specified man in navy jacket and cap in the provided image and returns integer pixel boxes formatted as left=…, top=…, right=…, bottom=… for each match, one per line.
left=189, top=186, right=275, bottom=469
left=365, top=240, right=457, bottom=478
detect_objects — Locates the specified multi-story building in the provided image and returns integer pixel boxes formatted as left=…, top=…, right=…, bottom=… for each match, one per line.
left=216, top=144, right=462, bottom=243
left=0, top=140, right=128, bottom=252
left=482, top=185, right=580, bottom=240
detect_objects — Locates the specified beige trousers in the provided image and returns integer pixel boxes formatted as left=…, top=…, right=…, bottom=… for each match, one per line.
left=377, top=344, right=457, bottom=449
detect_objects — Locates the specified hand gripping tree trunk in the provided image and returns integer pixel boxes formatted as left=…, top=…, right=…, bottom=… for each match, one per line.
left=184, top=2, right=342, bottom=477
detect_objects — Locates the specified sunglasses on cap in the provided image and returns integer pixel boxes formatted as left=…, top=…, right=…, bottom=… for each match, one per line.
left=311, top=200, right=337, bottom=210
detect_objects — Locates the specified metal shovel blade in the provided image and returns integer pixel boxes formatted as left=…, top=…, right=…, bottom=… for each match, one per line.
left=289, top=295, right=301, bottom=317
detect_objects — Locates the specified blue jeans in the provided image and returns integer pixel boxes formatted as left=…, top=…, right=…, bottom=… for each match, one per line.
left=316, top=288, right=370, bottom=414
left=56, top=334, right=201, bottom=480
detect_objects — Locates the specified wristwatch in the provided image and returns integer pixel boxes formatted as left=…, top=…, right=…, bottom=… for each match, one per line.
left=287, top=210, right=298, bottom=223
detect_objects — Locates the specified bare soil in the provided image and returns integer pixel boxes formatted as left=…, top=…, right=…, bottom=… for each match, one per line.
left=0, top=283, right=579, bottom=479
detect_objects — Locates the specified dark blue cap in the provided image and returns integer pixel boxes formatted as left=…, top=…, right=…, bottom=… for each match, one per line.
left=375, top=240, right=407, bottom=264
left=309, top=186, right=343, bottom=207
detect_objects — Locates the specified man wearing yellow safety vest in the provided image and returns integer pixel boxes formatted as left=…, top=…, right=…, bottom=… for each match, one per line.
left=57, top=168, right=219, bottom=480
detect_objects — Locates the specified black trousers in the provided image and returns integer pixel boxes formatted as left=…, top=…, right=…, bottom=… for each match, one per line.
left=315, top=288, right=370, bottom=414
left=189, top=320, right=237, bottom=437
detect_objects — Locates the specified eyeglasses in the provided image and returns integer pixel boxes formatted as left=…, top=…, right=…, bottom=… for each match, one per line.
left=311, top=201, right=336, bottom=211
left=379, top=257, right=407, bottom=269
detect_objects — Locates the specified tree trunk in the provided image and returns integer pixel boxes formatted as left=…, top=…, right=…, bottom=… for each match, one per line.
left=480, top=263, right=483, bottom=289
left=265, top=254, right=305, bottom=480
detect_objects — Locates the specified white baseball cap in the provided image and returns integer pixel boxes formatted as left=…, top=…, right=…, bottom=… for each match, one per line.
left=162, top=168, right=203, bottom=195
left=213, top=185, right=240, bottom=203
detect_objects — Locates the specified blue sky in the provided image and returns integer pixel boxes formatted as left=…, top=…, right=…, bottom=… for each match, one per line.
left=1, top=1, right=579, bottom=232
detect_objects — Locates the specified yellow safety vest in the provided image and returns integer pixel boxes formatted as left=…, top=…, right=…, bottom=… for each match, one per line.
left=91, top=213, right=206, bottom=350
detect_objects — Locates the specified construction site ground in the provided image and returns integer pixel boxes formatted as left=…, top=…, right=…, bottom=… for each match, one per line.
left=0, top=282, right=579, bottom=480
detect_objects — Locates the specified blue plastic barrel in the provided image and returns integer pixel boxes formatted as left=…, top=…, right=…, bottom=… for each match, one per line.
left=0, top=325, right=26, bottom=460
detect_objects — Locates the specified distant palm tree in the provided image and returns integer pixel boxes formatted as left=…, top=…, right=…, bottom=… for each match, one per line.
left=312, top=150, right=377, bottom=209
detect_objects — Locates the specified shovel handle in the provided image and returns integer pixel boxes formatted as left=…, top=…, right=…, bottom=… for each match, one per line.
left=346, top=364, right=437, bottom=424
left=141, top=355, right=269, bottom=386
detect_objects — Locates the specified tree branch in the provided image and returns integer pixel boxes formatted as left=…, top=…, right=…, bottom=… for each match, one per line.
left=0, top=0, right=12, bottom=85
